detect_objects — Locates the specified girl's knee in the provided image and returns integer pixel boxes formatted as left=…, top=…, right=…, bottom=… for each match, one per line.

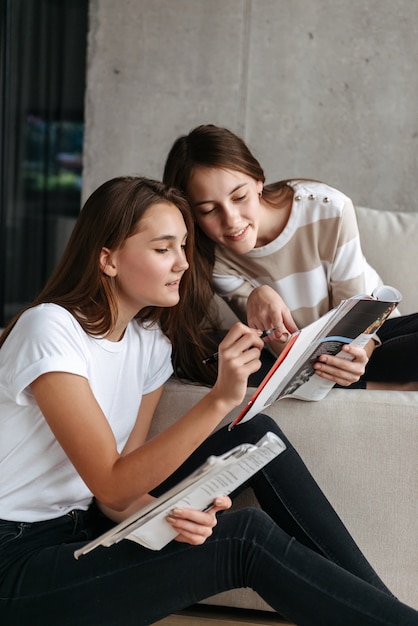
left=240, top=414, right=286, bottom=441
left=225, top=507, right=286, bottom=542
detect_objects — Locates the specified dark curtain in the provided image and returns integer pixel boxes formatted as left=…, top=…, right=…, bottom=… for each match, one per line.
left=0, top=0, right=88, bottom=326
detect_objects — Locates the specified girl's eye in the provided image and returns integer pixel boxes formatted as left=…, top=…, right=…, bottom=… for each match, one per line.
left=234, top=194, right=247, bottom=202
left=200, top=207, right=216, bottom=216
left=155, top=248, right=168, bottom=254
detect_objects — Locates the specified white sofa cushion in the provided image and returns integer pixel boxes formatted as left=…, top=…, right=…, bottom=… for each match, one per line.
left=356, top=206, right=418, bottom=315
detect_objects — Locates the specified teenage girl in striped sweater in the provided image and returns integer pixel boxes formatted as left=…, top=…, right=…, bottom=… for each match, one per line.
left=163, top=124, right=418, bottom=390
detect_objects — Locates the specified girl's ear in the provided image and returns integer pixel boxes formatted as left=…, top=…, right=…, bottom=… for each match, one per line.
left=100, top=247, right=117, bottom=277
left=256, top=179, right=263, bottom=195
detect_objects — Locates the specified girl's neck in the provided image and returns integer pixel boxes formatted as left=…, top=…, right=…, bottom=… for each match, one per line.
left=104, top=321, right=129, bottom=342
left=256, top=186, right=294, bottom=247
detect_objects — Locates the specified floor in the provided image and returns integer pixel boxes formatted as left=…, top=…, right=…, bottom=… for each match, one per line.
left=156, top=605, right=293, bottom=625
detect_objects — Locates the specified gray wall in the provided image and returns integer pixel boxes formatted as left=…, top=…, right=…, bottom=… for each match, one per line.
left=83, top=0, right=418, bottom=212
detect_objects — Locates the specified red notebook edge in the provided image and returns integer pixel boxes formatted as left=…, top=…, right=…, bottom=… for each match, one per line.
left=228, top=331, right=300, bottom=430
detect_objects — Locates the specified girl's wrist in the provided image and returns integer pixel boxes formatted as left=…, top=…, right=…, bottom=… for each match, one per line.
left=206, top=387, right=239, bottom=418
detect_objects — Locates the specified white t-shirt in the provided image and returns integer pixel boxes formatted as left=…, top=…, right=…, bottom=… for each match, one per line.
left=0, top=303, right=173, bottom=522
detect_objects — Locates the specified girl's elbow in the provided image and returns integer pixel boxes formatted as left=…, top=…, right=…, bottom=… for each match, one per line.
left=93, top=485, right=131, bottom=512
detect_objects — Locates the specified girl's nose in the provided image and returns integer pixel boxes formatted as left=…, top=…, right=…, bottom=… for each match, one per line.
left=175, top=251, right=189, bottom=271
left=222, top=204, right=241, bottom=227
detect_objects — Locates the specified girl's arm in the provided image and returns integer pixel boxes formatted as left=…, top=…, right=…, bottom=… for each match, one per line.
left=30, top=322, right=263, bottom=514
left=98, top=388, right=233, bottom=538
left=327, top=198, right=372, bottom=307
left=97, top=387, right=163, bottom=522
left=122, top=387, right=164, bottom=455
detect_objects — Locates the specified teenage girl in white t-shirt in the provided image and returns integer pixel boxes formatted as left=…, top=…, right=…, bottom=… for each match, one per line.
left=1, top=176, right=417, bottom=625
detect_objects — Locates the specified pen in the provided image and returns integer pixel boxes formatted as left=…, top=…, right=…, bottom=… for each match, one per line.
left=202, top=327, right=278, bottom=365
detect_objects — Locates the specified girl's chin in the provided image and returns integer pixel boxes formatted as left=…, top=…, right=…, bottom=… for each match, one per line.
left=224, top=238, right=255, bottom=254
left=222, top=228, right=256, bottom=252
left=144, top=293, right=180, bottom=309
left=164, top=293, right=181, bottom=306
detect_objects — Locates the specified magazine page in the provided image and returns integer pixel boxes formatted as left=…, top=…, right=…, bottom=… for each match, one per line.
left=281, top=328, right=387, bottom=401
left=228, top=310, right=337, bottom=426
left=230, top=287, right=401, bottom=427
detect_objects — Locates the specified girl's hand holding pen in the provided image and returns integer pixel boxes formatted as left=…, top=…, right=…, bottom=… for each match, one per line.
left=203, top=327, right=278, bottom=365
left=210, top=323, right=263, bottom=408
left=247, top=286, right=299, bottom=345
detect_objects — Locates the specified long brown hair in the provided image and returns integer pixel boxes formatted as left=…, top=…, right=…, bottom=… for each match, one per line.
left=0, top=177, right=195, bottom=350
left=163, top=124, right=291, bottom=385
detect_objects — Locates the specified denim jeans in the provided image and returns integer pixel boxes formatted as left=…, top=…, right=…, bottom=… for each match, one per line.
left=1, top=415, right=417, bottom=626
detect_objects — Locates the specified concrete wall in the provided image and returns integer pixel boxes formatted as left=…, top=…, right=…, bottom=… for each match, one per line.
left=83, top=0, right=418, bottom=212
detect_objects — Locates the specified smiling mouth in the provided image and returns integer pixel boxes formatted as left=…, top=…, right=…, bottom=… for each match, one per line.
left=225, top=225, right=249, bottom=241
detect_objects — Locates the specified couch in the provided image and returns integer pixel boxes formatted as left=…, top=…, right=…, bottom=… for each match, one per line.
left=149, top=206, right=418, bottom=613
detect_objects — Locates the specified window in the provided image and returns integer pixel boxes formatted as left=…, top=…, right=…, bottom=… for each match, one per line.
left=0, top=0, right=88, bottom=325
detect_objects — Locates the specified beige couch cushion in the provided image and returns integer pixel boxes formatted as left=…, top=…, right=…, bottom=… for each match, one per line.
left=356, top=206, right=418, bottom=315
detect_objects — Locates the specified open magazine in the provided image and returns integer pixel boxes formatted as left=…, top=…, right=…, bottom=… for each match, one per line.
left=74, top=431, right=286, bottom=556
left=229, top=285, right=402, bottom=429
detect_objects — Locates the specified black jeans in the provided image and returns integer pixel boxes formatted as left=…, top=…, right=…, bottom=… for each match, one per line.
left=364, top=313, right=418, bottom=382
left=1, top=415, right=417, bottom=626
